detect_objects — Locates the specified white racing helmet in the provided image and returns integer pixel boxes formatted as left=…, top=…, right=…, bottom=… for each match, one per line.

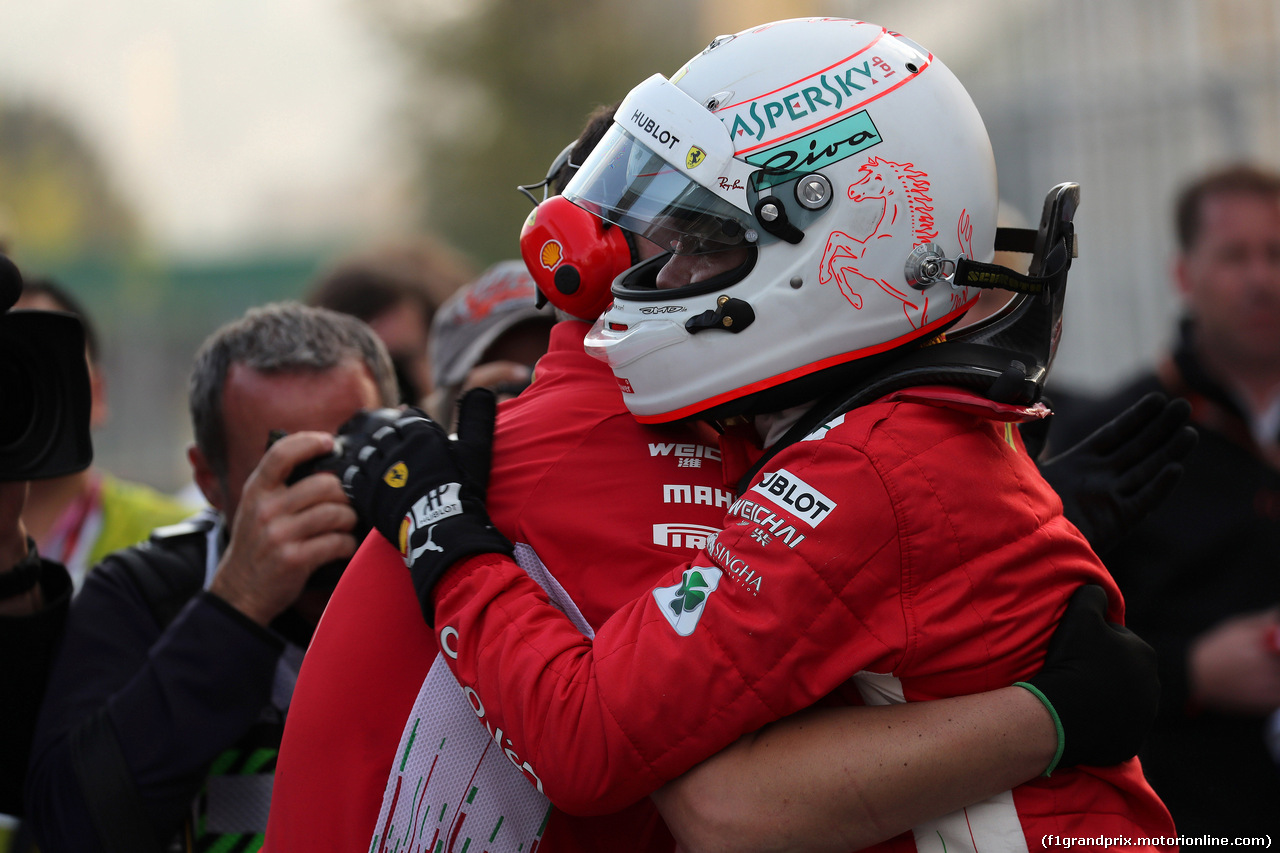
left=571, top=18, right=999, bottom=423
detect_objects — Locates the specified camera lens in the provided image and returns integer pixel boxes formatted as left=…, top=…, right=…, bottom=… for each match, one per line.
left=0, top=310, right=92, bottom=481
left=0, top=352, right=37, bottom=450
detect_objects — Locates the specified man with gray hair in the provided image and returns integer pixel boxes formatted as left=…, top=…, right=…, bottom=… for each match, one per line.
left=26, top=302, right=398, bottom=853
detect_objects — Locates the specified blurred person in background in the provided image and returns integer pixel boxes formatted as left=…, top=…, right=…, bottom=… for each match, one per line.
left=959, top=205, right=1193, bottom=525
left=0, top=255, right=83, bottom=851
left=25, top=302, right=398, bottom=853
left=1050, top=163, right=1280, bottom=836
left=423, top=259, right=555, bottom=426
left=0, top=482, right=72, bottom=813
left=14, top=279, right=194, bottom=592
left=1, top=482, right=74, bottom=853
left=306, top=236, right=474, bottom=407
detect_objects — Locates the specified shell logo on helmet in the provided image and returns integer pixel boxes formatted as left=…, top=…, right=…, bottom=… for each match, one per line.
left=518, top=195, right=632, bottom=321
left=538, top=240, right=564, bottom=271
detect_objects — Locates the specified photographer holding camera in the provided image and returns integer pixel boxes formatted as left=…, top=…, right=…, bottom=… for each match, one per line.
left=13, top=279, right=195, bottom=593
left=25, top=302, right=399, bottom=853
left=1, top=253, right=90, bottom=820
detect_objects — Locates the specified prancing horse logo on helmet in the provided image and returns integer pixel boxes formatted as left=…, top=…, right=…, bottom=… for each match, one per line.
left=818, top=157, right=942, bottom=329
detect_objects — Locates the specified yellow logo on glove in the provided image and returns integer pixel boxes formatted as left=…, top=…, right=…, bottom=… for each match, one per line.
left=398, top=516, right=411, bottom=557
left=384, top=462, right=408, bottom=488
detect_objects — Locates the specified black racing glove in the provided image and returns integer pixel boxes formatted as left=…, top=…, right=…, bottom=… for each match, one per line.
left=1016, top=584, right=1159, bottom=774
left=342, top=390, right=513, bottom=623
left=1039, top=392, right=1197, bottom=554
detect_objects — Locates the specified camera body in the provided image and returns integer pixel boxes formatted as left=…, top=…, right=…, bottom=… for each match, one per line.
left=0, top=256, right=93, bottom=482
left=278, top=407, right=404, bottom=589
left=283, top=406, right=405, bottom=494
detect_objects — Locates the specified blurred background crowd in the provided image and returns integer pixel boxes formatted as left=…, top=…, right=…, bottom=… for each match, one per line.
left=2, top=0, right=1279, bottom=494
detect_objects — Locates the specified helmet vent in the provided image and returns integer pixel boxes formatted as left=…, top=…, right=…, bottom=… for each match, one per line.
left=704, top=90, right=734, bottom=111
left=704, top=34, right=735, bottom=53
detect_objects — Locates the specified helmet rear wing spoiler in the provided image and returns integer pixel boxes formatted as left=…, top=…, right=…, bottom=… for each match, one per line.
left=949, top=182, right=1080, bottom=372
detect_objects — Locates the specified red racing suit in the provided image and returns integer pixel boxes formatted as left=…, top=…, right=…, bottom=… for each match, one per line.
left=431, top=385, right=1176, bottom=850
left=265, top=321, right=733, bottom=852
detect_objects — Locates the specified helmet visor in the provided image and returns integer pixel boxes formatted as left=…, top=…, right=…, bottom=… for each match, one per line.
left=564, top=124, right=754, bottom=256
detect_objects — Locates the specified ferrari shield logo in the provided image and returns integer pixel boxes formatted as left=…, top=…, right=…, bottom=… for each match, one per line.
left=384, top=461, right=408, bottom=488
left=686, top=146, right=707, bottom=169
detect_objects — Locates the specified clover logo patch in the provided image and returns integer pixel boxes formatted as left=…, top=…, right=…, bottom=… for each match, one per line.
left=653, top=566, right=723, bottom=636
